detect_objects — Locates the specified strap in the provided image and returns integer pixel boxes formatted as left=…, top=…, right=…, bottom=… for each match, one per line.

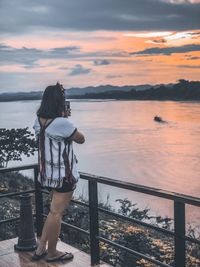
left=37, top=116, right=55, bottom=185
left=38, top=116, right=55, bottom=130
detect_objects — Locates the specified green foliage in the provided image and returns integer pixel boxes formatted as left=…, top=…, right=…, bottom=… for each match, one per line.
left=0, top=172, right=34, bottom=193
left=0, top=171, right=34, bottom=240
left=116, top=198, right=151, bottom=220
left=0, top=127, right=37, bottom=168
left=116, top=197, right=172, bottom=230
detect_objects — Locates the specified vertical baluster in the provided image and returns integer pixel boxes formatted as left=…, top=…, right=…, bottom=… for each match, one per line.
left=34, top=166, right=44, bottom=237
left=88, top=180, right=100, bottom=265
left=174, top=201, right=186, bottom=267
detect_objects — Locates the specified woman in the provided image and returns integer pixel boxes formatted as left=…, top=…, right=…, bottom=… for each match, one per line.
left=32, top=82, right=85, bottom=263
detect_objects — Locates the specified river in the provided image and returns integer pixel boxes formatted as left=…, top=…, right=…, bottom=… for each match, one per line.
left=0, top=99, right=200, bottom=226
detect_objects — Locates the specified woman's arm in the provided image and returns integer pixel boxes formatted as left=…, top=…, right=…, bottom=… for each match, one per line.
left=70, top=130, right=85, bottom=144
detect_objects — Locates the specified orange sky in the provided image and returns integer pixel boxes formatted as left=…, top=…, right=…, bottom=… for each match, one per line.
left=0, top=1, right=200, bottom=92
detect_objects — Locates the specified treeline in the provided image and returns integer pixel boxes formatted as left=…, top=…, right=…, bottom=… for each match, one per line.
left=68, top=80, right=200, bottom=101
left=1, top=80, right=200, bottom=102
left=0, top=91, right=43, bottom=102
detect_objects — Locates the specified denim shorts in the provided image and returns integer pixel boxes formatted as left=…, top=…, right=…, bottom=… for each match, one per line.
left=42, top=179, right=77, bottom=193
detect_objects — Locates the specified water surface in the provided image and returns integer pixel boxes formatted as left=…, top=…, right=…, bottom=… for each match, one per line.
left=0, top=100, right=200, bottom=223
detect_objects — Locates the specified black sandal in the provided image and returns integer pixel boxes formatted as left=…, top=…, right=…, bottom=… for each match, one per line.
left=31, top=250, right=47, bottom=261
left=46, top=252, right=74, bottom=262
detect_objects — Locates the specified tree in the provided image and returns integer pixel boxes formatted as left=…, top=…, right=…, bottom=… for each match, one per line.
left=178, top=79, right=190, bottom=86
left=0, top=127, right=37, bottom=168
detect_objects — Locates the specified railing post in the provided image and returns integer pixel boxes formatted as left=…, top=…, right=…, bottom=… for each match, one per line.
left=88, top=180, right=100, bottom=265
left=34, top=166, right=44, bottom=237
left=14, top=194, right=37, bottom=251
left=174, top=201, right=186, bottom=267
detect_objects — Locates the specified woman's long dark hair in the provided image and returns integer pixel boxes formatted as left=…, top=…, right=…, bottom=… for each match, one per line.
left=37, top=83, right=65, bottom=118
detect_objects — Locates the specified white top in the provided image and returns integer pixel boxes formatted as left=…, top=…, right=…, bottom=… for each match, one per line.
left=33, top=117, right=80, bottom=187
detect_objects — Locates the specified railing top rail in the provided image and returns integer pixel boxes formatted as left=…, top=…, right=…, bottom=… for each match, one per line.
left=80, top=172, right=200, bottom=207
left=0, top=164, right=37, bottom=173
left=0, top=164, right=199, bottom=207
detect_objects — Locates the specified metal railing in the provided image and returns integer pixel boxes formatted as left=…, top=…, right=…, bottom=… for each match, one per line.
left=0, top=164, right=200, bottom=267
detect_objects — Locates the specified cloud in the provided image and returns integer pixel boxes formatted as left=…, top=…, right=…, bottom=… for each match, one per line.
left=149, top=39, right=167, bottom=44
left=0, top=43, right=131, bottom=69
left=106, top=74, right=123, bottom=79
left=163, top=0, right=200, bottom=3
left=185, top=55, right=200, bottom=60
left=130, top=44, right=200, bottom=55
left=124, top=32, right=173, bottom=38
left=48, top=46, right=80, bottom=56
left=0, top=43, right=80, bottom=68
left=177, top=64, right=200, bottom=68
left=127, top=30, right=200, bottom=45
left=188, top=56, right=200, bottom=60
left=0, top=44, right=42, bottom=67
left=68, top=64, right=92, bottom=76
left=0, top=0, right=200, bottom=35
left=94, top=59, right=110, bottom=66
left=163, top=31, right=200, bottom=41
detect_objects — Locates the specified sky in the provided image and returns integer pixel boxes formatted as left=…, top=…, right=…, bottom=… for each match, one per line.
left=0, top=0, right=200, bottom=93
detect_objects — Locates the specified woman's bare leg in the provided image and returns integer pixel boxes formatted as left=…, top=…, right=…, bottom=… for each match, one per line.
left=34, top=190, right=54, bottom=254
left=35, top=189, right=74, bottom=256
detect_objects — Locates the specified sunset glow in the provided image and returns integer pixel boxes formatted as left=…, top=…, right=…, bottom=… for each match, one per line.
left=0, top=0, right=199, bottom=92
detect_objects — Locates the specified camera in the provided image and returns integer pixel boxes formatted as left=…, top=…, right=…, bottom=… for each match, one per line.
left=65, top=101, right=70, bottom=112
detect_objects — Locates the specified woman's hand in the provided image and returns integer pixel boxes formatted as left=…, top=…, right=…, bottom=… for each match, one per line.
left=62, top=109, right=71, bottom=118
left=63, top=108, right=71, bottom=118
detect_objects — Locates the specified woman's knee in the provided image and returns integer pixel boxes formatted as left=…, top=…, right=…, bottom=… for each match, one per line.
left=51, top=191, right=72, bottom=210
left=49, top=208, right=64, bottom=218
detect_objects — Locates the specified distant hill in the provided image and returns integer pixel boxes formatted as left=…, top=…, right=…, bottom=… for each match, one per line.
left=65, top=84, right=152, bottom=96
left=0, top=91, right=43, bottom=102
left=67, top=80, right=200, bottom=101
left=0, top=84, right=161, bottom=101
left=0, top=80, right=198, bottom=102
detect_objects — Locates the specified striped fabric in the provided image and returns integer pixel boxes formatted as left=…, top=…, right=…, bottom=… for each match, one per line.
left=33, top=117, right=79, bottom=188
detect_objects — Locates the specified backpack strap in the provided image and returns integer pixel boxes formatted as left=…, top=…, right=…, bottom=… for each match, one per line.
left=62, top=138, right=76, bottom=184
left=38, top=117, right=55, bottom=185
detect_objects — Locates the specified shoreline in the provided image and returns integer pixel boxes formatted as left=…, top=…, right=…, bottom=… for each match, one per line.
left=1, top=98, right=200, bottom=103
